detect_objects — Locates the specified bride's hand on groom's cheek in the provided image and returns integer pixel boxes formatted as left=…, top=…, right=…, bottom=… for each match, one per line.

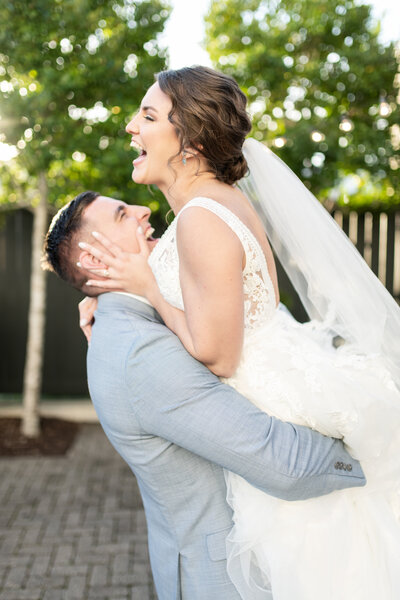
left=79, top=228, right=157, bottom=298
left=78, top=296, right=97, bottom=344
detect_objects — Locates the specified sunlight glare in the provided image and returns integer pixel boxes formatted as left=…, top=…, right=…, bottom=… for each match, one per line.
left=0, top=142, right=18, bottom=162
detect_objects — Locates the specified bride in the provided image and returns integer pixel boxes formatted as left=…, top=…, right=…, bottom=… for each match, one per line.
left=80, top=66, right=400, bottom=599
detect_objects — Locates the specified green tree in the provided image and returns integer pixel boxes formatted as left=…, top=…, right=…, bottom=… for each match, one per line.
left=205, top=0, right=399, bottom=208
left=0, top=0, right=170, bottom=437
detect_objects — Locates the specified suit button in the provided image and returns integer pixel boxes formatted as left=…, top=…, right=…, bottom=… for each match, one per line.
left=346, top=464, right=352, bottom=472
left=334, top=462, right=340, bottom=470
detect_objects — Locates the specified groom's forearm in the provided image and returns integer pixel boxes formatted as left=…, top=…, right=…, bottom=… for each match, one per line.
left=127, top=325, right=366, bottom=501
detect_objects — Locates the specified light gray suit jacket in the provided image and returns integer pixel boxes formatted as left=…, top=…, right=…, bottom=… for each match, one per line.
left=87, top=293, right=365, bottom=600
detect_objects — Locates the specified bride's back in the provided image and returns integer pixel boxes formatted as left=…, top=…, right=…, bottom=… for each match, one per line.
left=189, top=183, right=280, bottom=306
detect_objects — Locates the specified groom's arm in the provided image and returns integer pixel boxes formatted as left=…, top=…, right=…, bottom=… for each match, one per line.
left=124, top=322, right=365, bottom=501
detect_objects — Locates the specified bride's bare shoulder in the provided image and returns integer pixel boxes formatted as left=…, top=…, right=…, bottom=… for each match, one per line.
left=176, top=202, right=243, bottom=250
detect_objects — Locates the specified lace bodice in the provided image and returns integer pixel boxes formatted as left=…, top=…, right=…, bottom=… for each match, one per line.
left=148, top=197, right=277, bottom=330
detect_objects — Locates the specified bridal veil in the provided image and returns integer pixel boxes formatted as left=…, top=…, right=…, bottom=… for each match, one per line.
left=239, top=138, right=400, bottom=389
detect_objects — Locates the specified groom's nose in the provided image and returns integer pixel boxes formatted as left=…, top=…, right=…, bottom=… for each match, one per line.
left=130, top=205, right=151, bottom=221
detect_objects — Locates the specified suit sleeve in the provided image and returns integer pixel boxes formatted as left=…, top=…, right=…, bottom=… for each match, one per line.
left=125, top=322, right=366, bottom=501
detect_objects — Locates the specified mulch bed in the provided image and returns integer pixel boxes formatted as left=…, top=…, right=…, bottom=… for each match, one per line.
left=0, top=417, right=80, bottom=457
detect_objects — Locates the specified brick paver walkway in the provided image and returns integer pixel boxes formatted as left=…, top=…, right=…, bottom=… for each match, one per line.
left=0, top=424, right=157, bottom=600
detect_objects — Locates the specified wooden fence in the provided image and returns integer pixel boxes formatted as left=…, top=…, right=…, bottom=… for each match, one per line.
left=331, top=210, right=400, bottom=301
left=0, top=207, right=399, bottom=396
left=0, top=209, right=87, bottom=396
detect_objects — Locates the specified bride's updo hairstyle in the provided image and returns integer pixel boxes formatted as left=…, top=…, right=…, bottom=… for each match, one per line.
left=156, top=66, right=252, bottom=185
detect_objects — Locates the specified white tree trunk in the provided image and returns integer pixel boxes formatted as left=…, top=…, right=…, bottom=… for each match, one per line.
left=21, top=172, right=48, bottom=438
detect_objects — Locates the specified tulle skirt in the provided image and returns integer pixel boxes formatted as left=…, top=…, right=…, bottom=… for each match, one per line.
left=223, top=309, right=400, bottom=600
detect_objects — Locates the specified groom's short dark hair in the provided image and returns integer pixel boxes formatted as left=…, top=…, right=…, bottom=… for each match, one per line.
left=42, top=191, right=100, bottom=294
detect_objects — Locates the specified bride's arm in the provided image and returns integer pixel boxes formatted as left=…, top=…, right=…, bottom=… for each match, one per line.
left=83, top=209, right=245, bottom=376
left=147, top=208, right=245, bottom=377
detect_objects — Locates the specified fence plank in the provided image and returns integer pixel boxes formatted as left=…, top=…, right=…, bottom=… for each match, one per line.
left=341, top=213, right=350, bottom=237
left=394, top=214, right=400, bottom=297
left=371, top=213, right=381, bottom=276
left=356, top=213, right=365, bottom=256
left=378, top=213, right=388, bottom=284
left=349, top=211, right=358, bottom=246
left=386, top=213, right=395, bottom=294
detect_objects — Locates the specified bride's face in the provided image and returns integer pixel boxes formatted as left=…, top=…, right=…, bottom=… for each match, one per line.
left=126, top=82, right=182, bottom=188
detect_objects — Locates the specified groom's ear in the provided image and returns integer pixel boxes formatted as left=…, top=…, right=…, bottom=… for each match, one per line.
left=79, top=250, right=106, bottom=270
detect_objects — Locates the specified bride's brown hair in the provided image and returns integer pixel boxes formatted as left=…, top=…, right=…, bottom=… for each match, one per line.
left=156, top=66, right=252, bottom=186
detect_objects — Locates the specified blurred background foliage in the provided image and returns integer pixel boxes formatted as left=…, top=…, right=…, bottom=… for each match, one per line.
left=0, top=0, right=171, bottom=232
left=205, top=0, right=400, bottom=211
left=0, top=0, right=399, bottom=219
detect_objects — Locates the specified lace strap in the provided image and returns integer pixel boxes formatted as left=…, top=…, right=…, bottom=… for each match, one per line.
left=178, top=197, right=255, bottom=253
left=178, top=197, right=272, bottom=278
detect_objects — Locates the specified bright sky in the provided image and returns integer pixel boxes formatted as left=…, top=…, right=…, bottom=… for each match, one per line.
left=162, top=0, right=400, bottom=69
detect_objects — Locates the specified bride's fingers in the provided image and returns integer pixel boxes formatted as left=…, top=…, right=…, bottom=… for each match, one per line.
left=86, top=278, right=121, bottom=289
left=81, top=321, right=92, bottom=344
left=78, top=295, right=94, bottom=312
left=91, top=231, right=123, bottom=257
left=85, top=266, right=115, bottom=277
left=78, top=241, right=116, bottom=266
left=78, top=296, right=97, bottom=345
left=78, top=296, right=97, bottom=322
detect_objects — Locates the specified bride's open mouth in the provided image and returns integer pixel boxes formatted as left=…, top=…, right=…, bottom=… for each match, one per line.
left=131, top=140, right=147, bottom=166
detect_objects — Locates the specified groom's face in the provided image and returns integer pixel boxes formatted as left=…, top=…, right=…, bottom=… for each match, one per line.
left=82, top=195, right=158, bottom=254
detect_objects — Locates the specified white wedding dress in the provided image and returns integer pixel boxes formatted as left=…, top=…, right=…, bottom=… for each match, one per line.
left=148, top=196, right=400, bottom=600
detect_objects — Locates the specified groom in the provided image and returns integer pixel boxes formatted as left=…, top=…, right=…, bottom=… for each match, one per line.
left=43, top=191, right=365, bottom=600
